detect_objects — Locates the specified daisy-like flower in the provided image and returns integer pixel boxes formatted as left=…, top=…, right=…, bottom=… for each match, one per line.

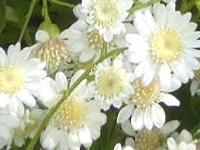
left=33, top=29, right=72, bottom=74
left=0, top=43, right=46, bottom=115
left=117, top=79, right=180, bottom=130
left=167, top=129, right=198, bottom=150
left=66, top=20, right=126, bottom=63
left=90, top=56, right=134, bottom=111
left=190, top=69, right=200, bottom=96
left=39, top=71, right=107, bottom=150
left=120, top=120, right=180, bottom=150
left=13, top=109, right=46, bottom=147
left=0, top=108, right=20, bottom=149
left=126, top=2, right=200, bottom=91
left=74, top=0, right=133, bottom=42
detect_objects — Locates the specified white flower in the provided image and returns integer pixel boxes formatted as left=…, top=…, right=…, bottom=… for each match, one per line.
left=40, top=71, right=107, bottom=150
left=117, top=79, right=180, bottom=130
left=74, top=0, right=133, bottom=42
left=0, top=43, right=46, bottom=115
left=33, top=30, right=72, bottom=74
left=13, top=109, right=46, bottom=147
left=167, top=130, right=197, bottom=150
left=120, top=120, right=180, bottom=150
left=126, top=3, right=200, bottom=91
left=0, top=108, right=20, bottom=149
left=66, top=20, right=126, bottom=63
left=91, top=56, right=134, bottom=111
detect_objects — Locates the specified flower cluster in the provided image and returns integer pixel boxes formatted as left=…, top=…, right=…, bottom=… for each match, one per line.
left=0, top=0, right=200, bottom=150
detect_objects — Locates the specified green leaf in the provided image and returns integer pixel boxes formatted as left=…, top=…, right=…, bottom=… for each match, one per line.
left=0, top=0, right=6, bottom=34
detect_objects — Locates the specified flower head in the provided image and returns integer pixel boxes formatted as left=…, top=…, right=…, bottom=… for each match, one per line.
left=75, top=0, right=133, bottom=42
left=0, top=43, right=46, bottom=115
left=39, top=71, right=107, bottom=149
left=91, top=56, right=134, bottom=110
left=117, top=79, right=180, bottom=130
left=126, top=3, right=200, bottom=91
left=33, top=30, right=72, bottom=74
left=66, top=20, right=126, bottom=62
left=167, top=130, right=198, bottom=150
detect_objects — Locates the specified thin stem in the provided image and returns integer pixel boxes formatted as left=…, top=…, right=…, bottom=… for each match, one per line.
left=42, top=0, right=51, bottom=22
left=129, top=0, right=160, bottom=15
left=50, top=0, right=75, bottom=9
left=25, top=47, right=127, bottom=150
left=18, top=0, right=36, bottom=42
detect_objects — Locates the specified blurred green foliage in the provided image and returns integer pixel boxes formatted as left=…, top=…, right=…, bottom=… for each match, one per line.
left=0, top=0, right=79, bottom=48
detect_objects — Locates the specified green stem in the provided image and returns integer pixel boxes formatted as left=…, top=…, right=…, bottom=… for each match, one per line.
left=129, top=0, right=160, bottom=15
left=25, top=47, right=127, bottom=150
left=105, top=110, right=118, bottom=150
left=42, top=0, right=51, bottom=23
left=18, top=0, right=36, bottom=42
left=50, top=0, right=75, bottom=9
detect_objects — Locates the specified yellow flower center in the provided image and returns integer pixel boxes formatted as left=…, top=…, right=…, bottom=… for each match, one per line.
left=132, top=80, right=160, bottom=108
left=150, top=28, right=183, bottom=64
left=35, top=38, right=71, bottom=74
left=88, top=30, right=105, bottom=50
left=135, top=131, right=164, bottom=150
left=97, top=67, right=126, bottom=97
left=93, top=0, right=120, bottom=27
left=0, top=65, right=25, bottom=95
left=51, top=98, right=88, bottom=130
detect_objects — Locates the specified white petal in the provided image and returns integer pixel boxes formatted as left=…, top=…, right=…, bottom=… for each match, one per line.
left=161, top=120, right=180, bottom=135
left=167, top=137, right=177, bottom=149
left=0, top=94, right=9, bottom=107
left=0, top=124, right=10, bottom=140
left=114, top=144, right=122, bottom=150
left=159, top=64, right=171, bottom=90
left=131, top=108, right=144, bottom=130
left=70, top=70, right=85, bottom=86
left=121, top=120, right=136, bottom=136
left=17, top=90, right=36, bottom=107
left=35, top=30, right=50, bottom=42
left=58, top=130, right=69, bottom=150
left=103, top=31, right=113, bottom=42
left=112, top=100, right=123, bottom=109
left=159, top=93, right=180, bottom=106
left=179, top=129, right=193, bottom=143
left=0, top=114, right=19, bottom=128
left=79, top=127, right=92, bottom=147
left=117, top=105, right=133, bottom=123
left=151, top=103, right=165, bottom=128
left=55, top=72, right=68, bottom=91
left=7, top=43, right=20, bottom=64
left=0, top=47, right=7, bottom=66
left=41, top=128, right=59, bottom=150
left=79, top=51, right=95, bottom=62
left=124, top=146, right=134, bottom=150
left=143, top=106, right=153, bottom=130
left=68, top=132, right=80, bottom=148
